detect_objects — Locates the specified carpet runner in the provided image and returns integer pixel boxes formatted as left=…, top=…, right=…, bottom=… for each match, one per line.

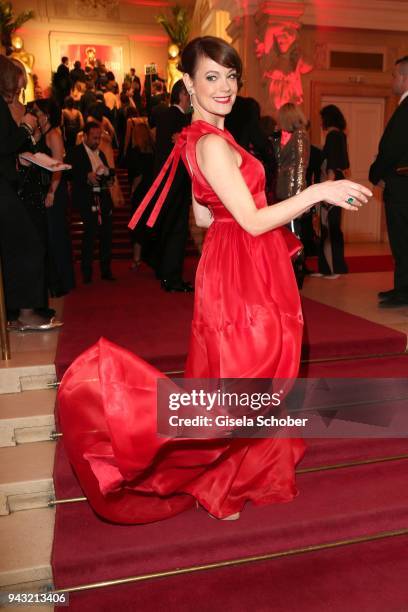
left=51, top=259, right=408, bottom=609
left=306, top=254, right=393, bottom=273
left=52, top=444, right=408, bottom=607
left=53, top=457, right=408, bottom=585
left=55, top=260, right=407, bottom=379
left=60, top=534, right=408, bottom=612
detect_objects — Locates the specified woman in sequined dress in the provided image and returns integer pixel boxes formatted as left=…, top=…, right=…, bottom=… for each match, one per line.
left=273, top=102, right=310, bottom=285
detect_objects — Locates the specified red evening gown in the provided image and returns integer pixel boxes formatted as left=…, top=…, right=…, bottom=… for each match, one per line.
left=58, top=120, right=306, bottom=524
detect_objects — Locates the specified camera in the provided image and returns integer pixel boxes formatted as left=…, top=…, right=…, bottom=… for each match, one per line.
left=96, top=168, right=115, bottom=189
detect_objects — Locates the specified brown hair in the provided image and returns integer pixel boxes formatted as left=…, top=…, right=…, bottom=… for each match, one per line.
left=0, top=55, right=25, bottom=101
left=278, top=103, right=308, bottom=132
left=180, top=36, right=243, bottom=87
left=132, top=121, right=154, bottom=153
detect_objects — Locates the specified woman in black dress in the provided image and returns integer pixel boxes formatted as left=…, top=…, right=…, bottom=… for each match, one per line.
left=62, top=96, right=84, bottom=151
left=20, top=98, right=75, bottom=297
left=37, top=98, right=76, bottom=295
left=125, top=120, right=155, bottom=267
left=0, top=56, right=61, bottom=330
left=314, top=104, right=349, bottom=278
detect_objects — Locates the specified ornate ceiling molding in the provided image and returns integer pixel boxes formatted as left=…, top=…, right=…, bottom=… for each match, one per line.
left=213, top=0, right=408, bottom=32
left=302, top=0, right=408, bottom=32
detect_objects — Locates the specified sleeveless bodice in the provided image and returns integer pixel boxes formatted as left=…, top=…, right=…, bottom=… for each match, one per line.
left=182, top=120, right=267, bottom=221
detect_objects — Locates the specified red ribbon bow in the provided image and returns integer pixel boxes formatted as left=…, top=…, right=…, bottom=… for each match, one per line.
left=128, top=129, right=188, bottom=230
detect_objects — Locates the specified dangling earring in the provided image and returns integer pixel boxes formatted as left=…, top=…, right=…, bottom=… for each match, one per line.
left=189, top=90, right=194, bottom=113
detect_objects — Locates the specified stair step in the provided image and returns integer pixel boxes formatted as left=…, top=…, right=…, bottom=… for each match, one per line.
left=0, top=389, right=56, bottom=447
left=0, top=507, right=54, bottom=588
left=52, top=458, right=408, bottom=590
left=0, top=441, right=55, bottom=514
left=0, top=363, right=56, bottom=395
left=71, top=233, right=131, bottom=242
left=61, top=533, right=408, bottom=612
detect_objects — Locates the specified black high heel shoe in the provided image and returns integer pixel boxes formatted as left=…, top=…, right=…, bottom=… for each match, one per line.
left=161, top=280, right=194, bottom=293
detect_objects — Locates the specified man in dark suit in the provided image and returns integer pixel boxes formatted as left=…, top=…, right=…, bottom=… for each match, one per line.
left=66, top=122, right=115, bottom=284
left=56, top=56, right=70, bottom=78
left=53, top=57, right=71, bottom=107
left=149, top=79, right=192, bottom=292
left=129, top=68, right=142, bottom=112
left=70, top=61, right=86, bottom=87
left=370, top=56, right=408, bottom=307
left=225, top=95, right=269, bottom=163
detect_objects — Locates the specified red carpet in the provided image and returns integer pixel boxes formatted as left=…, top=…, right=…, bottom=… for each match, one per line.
left=300, top=300, right=406, bottom=361
left=300, top=353, right=408, bottom=377
left=55, top=259, right=406, bottom=378
left=58, top=534, right=408, bottom=612
left=53, top=435, right=408, bottom=502
left=55, top=260, right=196, bottom=378
left=52, top=445, right=408, bottom=593
left=307, top=254, right=393, bottom=273
left=52, top=257, right=408, bottom=609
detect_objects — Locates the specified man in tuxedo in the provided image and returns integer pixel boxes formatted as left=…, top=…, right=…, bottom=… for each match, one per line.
left=150, top=79, right=192, bottom=292
left=225, top=95, right=269, bottom=163
left=129, top=68, right=142, bottom=112
left=66, top=122, right=115, bottom=284
left=70, top=60, right=86, bottom=87
left=370, top=56, right=408, bottom=307
left=57, top=56, right=70, bottom=77
left=53, top=57, right=71, bottom=107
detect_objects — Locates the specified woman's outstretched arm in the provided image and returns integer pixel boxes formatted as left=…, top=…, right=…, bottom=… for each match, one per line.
left=196, top=134, right=371, bottom=237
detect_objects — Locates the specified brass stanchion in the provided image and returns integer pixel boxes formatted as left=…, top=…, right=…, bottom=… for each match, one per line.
left=0, top=256, right=11, bottom=360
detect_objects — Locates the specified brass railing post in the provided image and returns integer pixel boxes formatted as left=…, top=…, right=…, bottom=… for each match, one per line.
left=0, top=256, right=11, bottom=360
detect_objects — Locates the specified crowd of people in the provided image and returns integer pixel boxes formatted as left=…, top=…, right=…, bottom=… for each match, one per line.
left=1, top=47, right=407, bottom=334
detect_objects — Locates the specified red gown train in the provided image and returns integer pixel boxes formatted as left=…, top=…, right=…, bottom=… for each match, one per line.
left=58, top=120, right=306, bottom=523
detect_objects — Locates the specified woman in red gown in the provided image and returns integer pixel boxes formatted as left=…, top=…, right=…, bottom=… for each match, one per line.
left=58, top=37, right=371, bottom=524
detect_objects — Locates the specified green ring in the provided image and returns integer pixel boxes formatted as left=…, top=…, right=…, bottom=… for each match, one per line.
left=346, top=197, right=355, bottom=204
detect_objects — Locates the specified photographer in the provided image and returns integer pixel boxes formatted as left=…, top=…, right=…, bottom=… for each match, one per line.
left=65, top=122, right=115, bottom=283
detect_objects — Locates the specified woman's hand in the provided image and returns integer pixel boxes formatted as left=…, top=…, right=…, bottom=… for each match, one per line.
left=18, top=153, right=31, bottom=167
left=45, top=192, right=55, bottom=208
left=21, top=113, right=37, bottom=131
left=313, top=179, right=372, bottom=211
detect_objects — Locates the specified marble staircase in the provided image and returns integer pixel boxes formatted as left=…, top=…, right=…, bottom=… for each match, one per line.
left=0, top=322, right=61, bottom=606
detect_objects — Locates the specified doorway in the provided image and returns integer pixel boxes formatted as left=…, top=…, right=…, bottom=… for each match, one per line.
left=321, top=95, right=384, bottom=242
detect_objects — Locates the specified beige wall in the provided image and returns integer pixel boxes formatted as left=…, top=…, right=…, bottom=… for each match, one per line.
left=227, top=18, right=408, bottom=125
left=9, top=0, right=189, bottom=89
left=301, top=25, right=407, bottom=139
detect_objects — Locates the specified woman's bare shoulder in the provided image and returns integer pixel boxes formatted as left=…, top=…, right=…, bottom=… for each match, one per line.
left=196, top=132, right=235, bottom=160
left=48, top=127, right=63, bottom=142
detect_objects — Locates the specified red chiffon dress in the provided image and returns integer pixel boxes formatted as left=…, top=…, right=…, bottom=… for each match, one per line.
left=58, top=120, right=306, bottom=524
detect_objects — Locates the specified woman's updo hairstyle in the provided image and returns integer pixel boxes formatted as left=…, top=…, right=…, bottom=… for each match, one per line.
left=180, top=36, right=243, bottom=88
